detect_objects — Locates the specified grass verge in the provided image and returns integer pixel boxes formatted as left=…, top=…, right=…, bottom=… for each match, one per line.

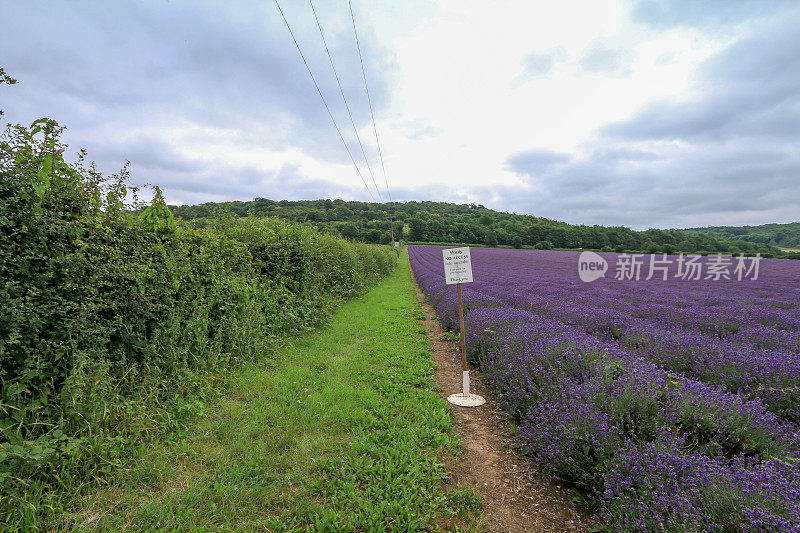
left=66, top=250, right=483, bottom=532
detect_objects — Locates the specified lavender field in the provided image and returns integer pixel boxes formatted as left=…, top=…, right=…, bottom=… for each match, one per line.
left=410, top=246, right=800, bottom=532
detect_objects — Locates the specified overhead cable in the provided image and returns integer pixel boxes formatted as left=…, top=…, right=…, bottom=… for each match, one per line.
left=275, top=0, right=375, bottom=201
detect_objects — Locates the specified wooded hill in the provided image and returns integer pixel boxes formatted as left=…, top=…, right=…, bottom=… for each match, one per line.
left=171, top=199, right=789, bottom=257
left=678, top=222, right=800, bottom=250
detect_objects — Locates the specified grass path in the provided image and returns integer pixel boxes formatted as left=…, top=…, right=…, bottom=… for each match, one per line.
left=73, top=250, right=482, bottom=531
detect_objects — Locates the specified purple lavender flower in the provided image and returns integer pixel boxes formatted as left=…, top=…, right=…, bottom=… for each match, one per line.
left=410, top=245, right=800, bottom=530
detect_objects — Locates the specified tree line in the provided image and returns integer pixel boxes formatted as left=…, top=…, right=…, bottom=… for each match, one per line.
left=678, top=222, right=800, bottom=249
left=172, top=198, right=789, bottom=257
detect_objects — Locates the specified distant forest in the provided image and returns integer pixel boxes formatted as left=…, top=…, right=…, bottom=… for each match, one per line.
left=171, top=199, right=791, bottom=257
left=678, top=222, right=800, bottom=249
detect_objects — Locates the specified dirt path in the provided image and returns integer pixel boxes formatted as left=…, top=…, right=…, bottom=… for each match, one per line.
left=411, top=270, right=593, bottom=533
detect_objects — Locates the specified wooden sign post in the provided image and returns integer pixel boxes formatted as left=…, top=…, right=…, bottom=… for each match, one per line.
left=442, top=247, right=485, bottom=407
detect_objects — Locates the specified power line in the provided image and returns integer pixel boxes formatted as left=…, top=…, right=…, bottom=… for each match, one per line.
left=309, top=0, right=382, bottom=202
left=348, top=1, right=396, bottom=242
left=349, top=0, right=391, bottom=203
left=274, top=0, right=375, bottom=201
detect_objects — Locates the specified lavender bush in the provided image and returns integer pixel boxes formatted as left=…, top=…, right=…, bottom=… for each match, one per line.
left=410, top=246, right=800, bottom=531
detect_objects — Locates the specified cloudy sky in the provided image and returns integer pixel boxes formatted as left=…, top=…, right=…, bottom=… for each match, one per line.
left=1, top=0, right=798, bottom=229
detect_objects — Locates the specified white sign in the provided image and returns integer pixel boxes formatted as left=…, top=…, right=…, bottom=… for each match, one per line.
left=442, top=247, right=473, bottom=284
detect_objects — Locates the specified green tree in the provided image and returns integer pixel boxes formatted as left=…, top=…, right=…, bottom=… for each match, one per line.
left=365, top=229, right=382, bottom=243
left=484, top=229, right=498, bottom=247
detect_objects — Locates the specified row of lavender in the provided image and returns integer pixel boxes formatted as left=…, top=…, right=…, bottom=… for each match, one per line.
left=410, top=246, right=800, bottom=531
left=413, top=248, right=800, bottom=420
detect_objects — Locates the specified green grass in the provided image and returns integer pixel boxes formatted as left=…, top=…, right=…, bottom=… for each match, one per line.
left=66, top=250, right=483, bottom=532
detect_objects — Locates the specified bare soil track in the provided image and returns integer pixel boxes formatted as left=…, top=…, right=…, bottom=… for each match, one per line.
left=411, top=268, right=593, bottom=533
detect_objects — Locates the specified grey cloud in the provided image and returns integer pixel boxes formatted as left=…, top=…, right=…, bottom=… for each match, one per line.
left=503, top=10, right=800, bottom=230
left=0, top=0, right=396, bottom=171
left=577, top=6, right=800, bottom=229
left=512, top=47, right=566, bottom=86
left=631, top=0, right=795, bottom=29
left=602, top=12, right=800, bottom=143
left=404, top=126, right=798, bottom=227
left=84, top=138, right=206, bottom=175
left=505, top=148, right=571, bottom=177
left=499, top=139, right=799, bottom=230
left=0, top=1, right=394, bottom=210
left=602, top=98, right=741, bottom=141
left=578, top=42, right=633, bottom=78
left=143, top=156, right=373, bottom=207
left=591, top=147, right=661, bottom=164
